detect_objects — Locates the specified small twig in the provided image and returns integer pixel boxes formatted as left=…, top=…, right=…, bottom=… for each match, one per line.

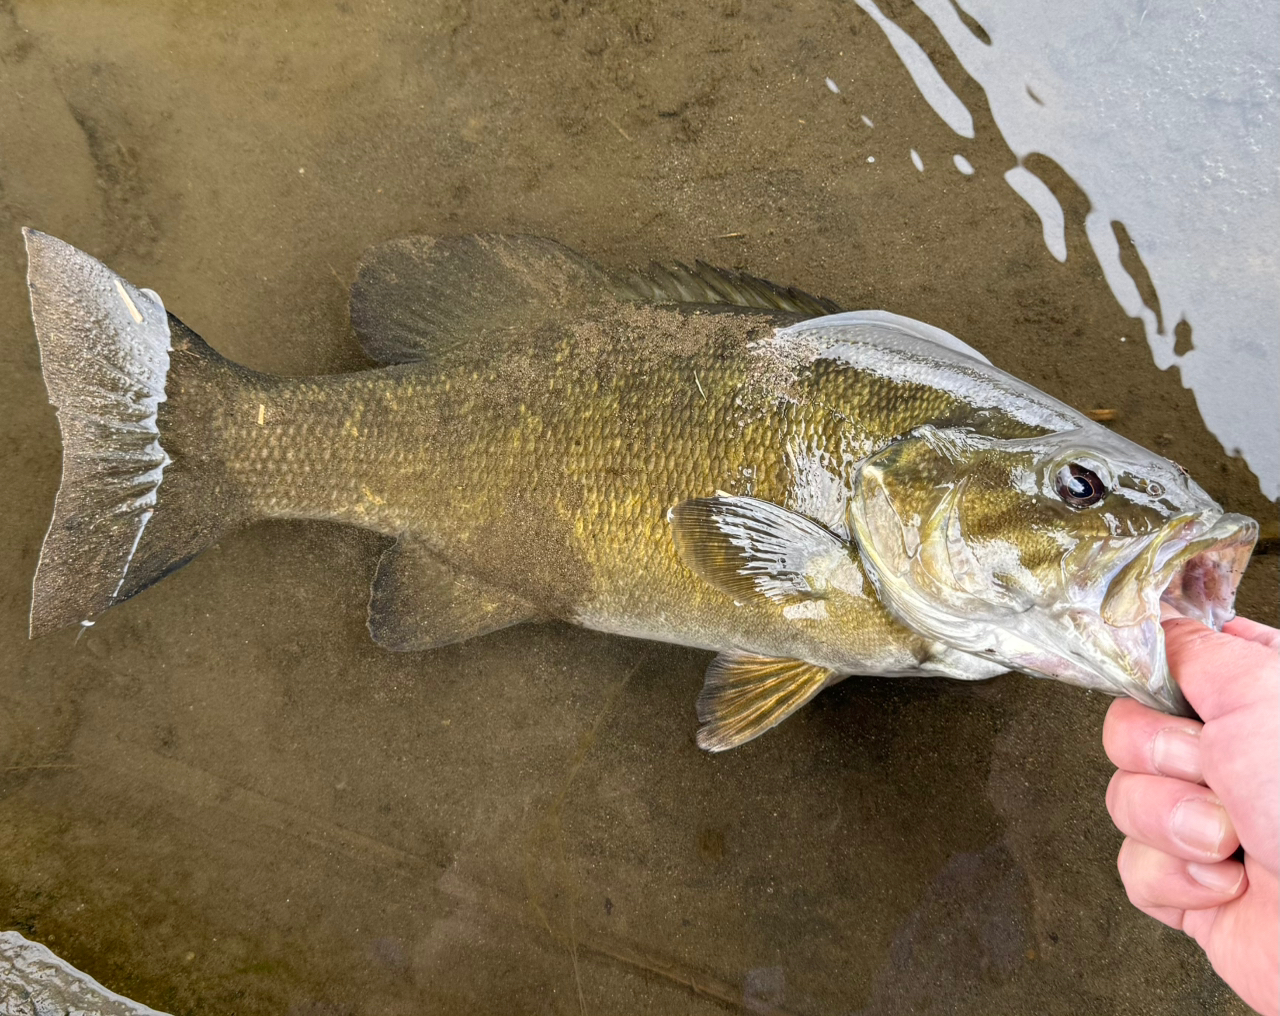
left=694, top=372, right=707, bottom=401
left=604, top=115, right=632, bottom=142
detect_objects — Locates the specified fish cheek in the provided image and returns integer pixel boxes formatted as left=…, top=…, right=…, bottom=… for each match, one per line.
left=948, top=465, right=1077, bottom=602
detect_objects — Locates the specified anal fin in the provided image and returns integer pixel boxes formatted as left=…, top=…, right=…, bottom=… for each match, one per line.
left=696, top=653, right=837, bottom=751
left=369, top=537, right=538, bottom=651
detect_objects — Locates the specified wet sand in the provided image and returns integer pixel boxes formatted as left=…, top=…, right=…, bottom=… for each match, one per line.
left=0, top=2, right=1275, bottom=1013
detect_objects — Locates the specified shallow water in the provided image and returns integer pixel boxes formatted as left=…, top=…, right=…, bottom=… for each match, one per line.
left=863, top=0, right=1280, bottom=499
left=0, top=2, right=1276, bottom=1014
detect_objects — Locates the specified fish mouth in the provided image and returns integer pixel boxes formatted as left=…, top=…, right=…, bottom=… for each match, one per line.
left=1153, top=518, right=1258, bottom=629
left=1096, top=512, right=1258, bottom=713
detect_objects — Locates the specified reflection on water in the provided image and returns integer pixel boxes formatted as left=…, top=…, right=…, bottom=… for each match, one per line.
left=0, top=0, right=1274, bottom=1013
left=858, top=0, right=1280, bottom=497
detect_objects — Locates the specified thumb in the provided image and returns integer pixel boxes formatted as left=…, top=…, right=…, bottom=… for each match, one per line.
left=1163, top=617, right=1280, bottom=722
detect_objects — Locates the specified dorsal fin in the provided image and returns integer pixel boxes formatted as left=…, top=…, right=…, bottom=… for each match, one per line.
left=621, top=260, right=841, bottom=317
left=349, top=234, right=842, bottom=366
left=350, top=234, right=623, bottom=366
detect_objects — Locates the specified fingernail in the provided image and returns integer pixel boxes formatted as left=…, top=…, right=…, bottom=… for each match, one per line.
left=1152, top=727, right=1202, bottom=780
left=1171, top=797, right=1229, bottom=856
left=1187, top=861, right=1245, bottom=895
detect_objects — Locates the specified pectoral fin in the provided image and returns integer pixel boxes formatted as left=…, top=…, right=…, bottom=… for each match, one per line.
left=369, top=537, right=538, bottom=651
left=670, top=496, right=854, bottom=606
left=696, top=652, right=838, bottom=751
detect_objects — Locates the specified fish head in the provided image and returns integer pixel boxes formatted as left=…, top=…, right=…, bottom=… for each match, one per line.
left=847, top=424, right=1258, bottom=714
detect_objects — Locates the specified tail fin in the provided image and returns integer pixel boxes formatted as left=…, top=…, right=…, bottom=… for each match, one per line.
left=24, top=229, right=249, bottom=637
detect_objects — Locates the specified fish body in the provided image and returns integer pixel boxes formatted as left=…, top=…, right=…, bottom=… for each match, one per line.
left=23, top=231, right=1257, bottom=749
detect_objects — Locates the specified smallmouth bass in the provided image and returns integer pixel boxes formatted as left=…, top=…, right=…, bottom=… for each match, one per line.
left=23, top=230, right=1258, bottom=749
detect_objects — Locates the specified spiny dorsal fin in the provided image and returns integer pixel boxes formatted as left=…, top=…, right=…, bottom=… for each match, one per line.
left=669, top=496, right=852, bottom=606
left=697, top=653, right=837, bottom=751
left=350, top=234, right=842, bottom=366
left=369, top=536, right=538, bottom=651
left=622, top=260, right=841, bottom=317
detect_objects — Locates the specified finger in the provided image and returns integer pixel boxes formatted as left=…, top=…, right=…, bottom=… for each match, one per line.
left=1132, top=902, right=1186, bottom=931
left=1199, top=714, right=1280, bottom=873
left=1223, top=615, right=1280, bottom=651
left=1162, top=617, right=1280, bottom=722
left=1103, top=697, right=1205, bottom=783
left=1106, top=771, right=1240, bottom=862
left=1182, top=862, right=1280, bottom=1016
left=1117, top=838, right=1247, bottom=913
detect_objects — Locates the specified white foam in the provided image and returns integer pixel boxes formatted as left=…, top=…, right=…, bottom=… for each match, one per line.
left=0, top=931, right=172, bottom=1015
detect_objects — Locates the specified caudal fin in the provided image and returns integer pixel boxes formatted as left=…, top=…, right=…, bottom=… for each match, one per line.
left=24, top=229, right=249, bottom=637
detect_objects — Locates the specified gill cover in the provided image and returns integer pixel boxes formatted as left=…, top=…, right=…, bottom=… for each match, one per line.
left=848, top=426, right=1049, bottom=644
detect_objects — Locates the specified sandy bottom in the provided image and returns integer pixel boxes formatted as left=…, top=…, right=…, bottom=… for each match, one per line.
left=0, top=2, right=1274, bottom=1013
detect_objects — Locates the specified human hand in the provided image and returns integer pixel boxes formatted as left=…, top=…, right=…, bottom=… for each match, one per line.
left=1103, top=616, right=1279, bottom=1015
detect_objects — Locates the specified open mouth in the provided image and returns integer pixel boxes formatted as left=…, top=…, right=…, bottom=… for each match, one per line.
left=1156, top=517, right=1258, bottom=629
left=1103, top=513, right=1258, bottom=632
left=1080, top=506, right=1259, bottom=711
left=1088, top=512, right=1258, bottom=715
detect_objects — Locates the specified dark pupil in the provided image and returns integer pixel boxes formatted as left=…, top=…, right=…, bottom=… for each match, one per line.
left=1058, top=463, right=1105, bottom=507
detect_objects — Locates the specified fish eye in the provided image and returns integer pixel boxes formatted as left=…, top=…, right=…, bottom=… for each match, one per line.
left=1055, top=462, right=1107, bottom=508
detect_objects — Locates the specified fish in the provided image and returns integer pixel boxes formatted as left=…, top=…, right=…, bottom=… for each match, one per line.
left=22, top=229, right=1258, bottom=750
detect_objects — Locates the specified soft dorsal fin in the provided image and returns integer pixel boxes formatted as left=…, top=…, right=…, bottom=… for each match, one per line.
left=349, top=234, right=842, bottom=366
left=696, top=653, right=837, bottom=751
left=350, top=234, right=623, bottom=366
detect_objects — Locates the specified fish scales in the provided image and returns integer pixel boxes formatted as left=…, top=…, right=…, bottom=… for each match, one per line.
left=186, top=302, right=940, bottom=670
